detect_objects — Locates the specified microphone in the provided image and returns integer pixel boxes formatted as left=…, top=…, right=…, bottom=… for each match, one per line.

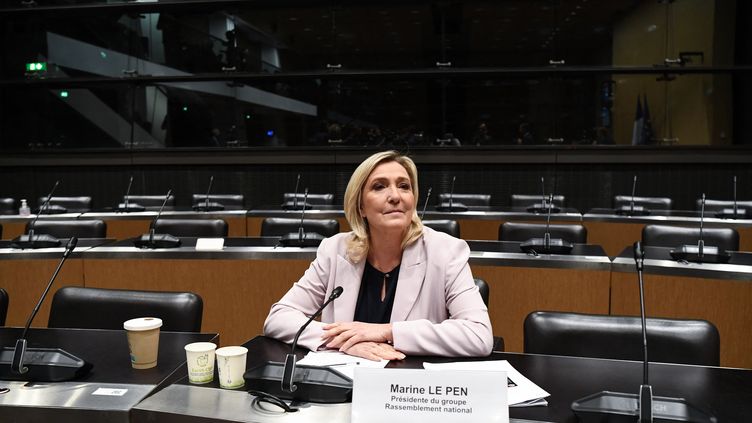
left=670, top=193, right=730, bottom=263
left=280, top=189, right=326, bottom=247
left=133, top=190, right=181, bottom=249
left=520, top=194, right=573, bottom=254
left=716, top=175, right=747, bottom=219
left=436, top=176, right=468, bottom=212
left=193, top=175, right=224, bottom=211
left=420, top=187, right=433, bottom=220
left=11, top=180, right=62, bottom=249
left=244, top=286, right=352, bottom=403
left=115, top=175, right=145, bottom=212
left=616, top=175, right=649, bottom=216
left=526, top=177, right=560, bottom=214
left=1, top=237, right=92, bottom=382
left=572, top=241, right=715, bottom=422
left=282, top=174, right=311, bottom=210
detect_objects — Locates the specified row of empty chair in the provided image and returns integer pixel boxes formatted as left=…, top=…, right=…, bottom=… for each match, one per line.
left=0, top=285, right=719, bottom=366
left=3, top=192, right=750, bottom=214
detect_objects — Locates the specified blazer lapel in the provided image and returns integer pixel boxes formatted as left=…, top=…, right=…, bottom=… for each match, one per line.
left=391, top=236, right=427, bottom=322
left=333, top=254, right=364, bottom=323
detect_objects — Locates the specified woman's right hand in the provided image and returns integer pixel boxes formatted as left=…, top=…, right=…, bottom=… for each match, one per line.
left=341, top=341, right=406, bottom=361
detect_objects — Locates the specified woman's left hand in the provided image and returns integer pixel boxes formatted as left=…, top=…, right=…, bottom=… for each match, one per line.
left=322, top=322, right=393, bottom=351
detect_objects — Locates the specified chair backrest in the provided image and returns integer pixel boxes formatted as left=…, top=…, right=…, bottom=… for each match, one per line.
left=473, top=278, right=489, bottom=307
left=614, top=195, right=673, bottom=211
left=48, top=286, right=203, bottom=332
left=642, top=224, right=739, bottom=251
left=123, top=195, right=176, bottom=210
left=511, top=194, right=566, bottom=208
left=260, top=217, right=340, bottom=238
left=282, top=193, right=334, bottom=206
left=37, top=196, right=92, bottom=213
left=0, top=288, right=8, bottom=326
left=698, top=199, right=752, bottom=213
left=0, top=223, right=2, bottom=239
left=422, top=220, right=460, bottom=238
left=499, top=222, right=587, bottom=244
left=27, top=219, right=107, bottom=238
left=437, top=193, right=491, bottom=208
left=153, top=218, right=228, bottom=237
left=523, top=311, right=720, bottom=366
left=0, top=198, right=15, bottom=215
left=191, top=194, right=245, bottom=210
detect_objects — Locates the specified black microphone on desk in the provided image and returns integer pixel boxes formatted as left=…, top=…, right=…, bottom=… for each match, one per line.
left=526, top=177, right=560, bottom=214
left=1, top=237, right=92, bottom=382
left=717, top=175, right=746, bottom=219
left=436, top=176, right=468, bottom=212
left=669, top=193, right=730, bottom=263
left=280, top=189, right=325, bottom=247
left=282, top=174, right=311, bottom=210
left=520, top=194, right=573, bottom=255
left=616, top=175, right=649, bottom=216
left=133, top=189, right=181, bottom=249
left=244, top=287, right=352, bottom=403
left=11, top=180, right=62, bottom=249
left=193, top=175, right=224, bottom=211
left=572, top=242, right=715, bottom=422
left=115, top=175, right=145, bottom=212
left=420, top=186, right=432, bottom=220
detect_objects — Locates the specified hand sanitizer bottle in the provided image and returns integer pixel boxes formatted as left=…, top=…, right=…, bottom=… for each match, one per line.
left=19, top=199, right=31, bottom=216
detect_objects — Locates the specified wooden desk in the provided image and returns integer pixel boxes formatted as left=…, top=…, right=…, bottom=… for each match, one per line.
left=84, top=210, right=248, bottom=240
left=610, top=246, right=752, bottom=368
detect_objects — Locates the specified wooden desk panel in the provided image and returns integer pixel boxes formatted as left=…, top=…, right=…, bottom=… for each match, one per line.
left=105, top=216, right=247, bottom=240
left=584, top=221, right=643, bottom=257
left=83, top=258, right=310, bottom=346
left=461, top=219, right=579, bottom=241
left=610, top=271, right=752, bottom=368
left=470, top=265, right=611, bottom=353
left=0, top=259, right=85, bottom=327
left=1, top=222, right=27, bottom=240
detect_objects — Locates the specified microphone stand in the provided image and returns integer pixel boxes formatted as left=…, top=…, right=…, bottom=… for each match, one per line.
left=717, top=175, right=746, bottom=219
left=1, top=237, right=91, bottom=381
left=436, top=176, right=467, bottom=212
left=116, top=175, right=145, bottom=212
left=670, top=193, right=729, bottom=263
left=420, top=187, right=432, bottom=220
left=193, top=175, right=224, bottom=211
left=280, top=189, right=325, bottom=247
left=571, top=242, right=715, bottom=422
left=134, top=189, right=181, bottom=249
left=520, top=194, right=573, bottom=255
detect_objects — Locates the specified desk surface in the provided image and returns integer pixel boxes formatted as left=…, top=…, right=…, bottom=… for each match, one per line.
left=133, top=336, right=752, bottom=423
left=0, top=327, right=218, bottom=423
left=611, top=246, right=752, bottom=280
left=584, top=208, right=752, bottom=227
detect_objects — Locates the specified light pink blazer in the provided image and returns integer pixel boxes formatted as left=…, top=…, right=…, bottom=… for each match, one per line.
left=263, top=226, right=494, bottom=357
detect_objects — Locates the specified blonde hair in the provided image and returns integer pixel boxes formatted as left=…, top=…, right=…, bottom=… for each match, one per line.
left=343, top=151, right=423, bottom=263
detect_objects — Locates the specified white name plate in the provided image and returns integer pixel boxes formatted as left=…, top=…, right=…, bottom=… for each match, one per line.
left=195, top=238, right=224, bottom=250
left=352, top=367, right=508, bottom=423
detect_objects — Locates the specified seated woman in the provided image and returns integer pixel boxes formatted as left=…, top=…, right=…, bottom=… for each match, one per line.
left=264, top=151, right=493, bottom=361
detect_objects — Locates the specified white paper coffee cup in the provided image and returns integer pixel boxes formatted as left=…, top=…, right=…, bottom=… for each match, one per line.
left=215, top=346, right=248, bottom=389
left=184, top=342, right=217, bottom=384
left=124, top=317, right=162, bottom=369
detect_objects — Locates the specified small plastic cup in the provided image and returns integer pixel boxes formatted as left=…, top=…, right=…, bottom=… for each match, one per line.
left=124, top=317, right=162, bottom=369
left=215, top=346, right=248, bottom=389
left=184, top=342, right=217, bottom=384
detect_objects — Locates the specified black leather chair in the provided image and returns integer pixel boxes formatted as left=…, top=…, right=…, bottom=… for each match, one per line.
left=437, top=194, right=491, bottom=208
left=511, top=194, right=566, bottom=208
left=123, top=195, right=175, bottom=211
left=153, top=218, right=228, bottom=237
left=523, top=311, right=720, bottom=366
left=0, top=198, right=15, bottom=215
left=422, top=219, right=460, bottom=238
left=473, top=278, right=489, bottom=307
left=283, top=193, right=334, bottom=206
left=260, top=217, right=340, bottom=238
left=26, top=219, right=107, bottom=238
left=0, top=223, right=2, bottom=239
left=0, top=288, right=8, bottom=326
left=499, top=222, right=587, bottom=244
left=191, top=194, right=245, bottom=210
left=698, top=199, right=752, bottom=213
left=48, top=286, right=203, bottom=332
left=37, top=196, right=92, bottom=213
left=642, top=224, right=739, bottom=251
left=614, top=196, right=673, bottom=211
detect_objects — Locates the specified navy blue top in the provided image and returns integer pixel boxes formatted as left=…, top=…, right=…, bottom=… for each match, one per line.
left=353, top=261, right=401, bottom=324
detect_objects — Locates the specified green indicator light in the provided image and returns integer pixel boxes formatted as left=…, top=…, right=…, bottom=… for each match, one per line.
left=182, top=106, right=188, bottom=112
left=245, top=114, right=251, bottom=119
left=60, top=91, right=69, bottom=98
left=26, top=62, right=47, bottom=72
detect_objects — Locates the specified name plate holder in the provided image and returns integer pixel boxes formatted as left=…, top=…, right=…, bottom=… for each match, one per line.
left=195, top=238, right=225, bottom=251
left=351, top=368, right=508, bottom=423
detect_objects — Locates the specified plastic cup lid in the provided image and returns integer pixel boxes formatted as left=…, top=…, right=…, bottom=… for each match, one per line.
left=185, top=342, right=217, bottom=352
left=215, top=346, right=248, bottom=357
left=123, top=317, right=163, bottom=331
